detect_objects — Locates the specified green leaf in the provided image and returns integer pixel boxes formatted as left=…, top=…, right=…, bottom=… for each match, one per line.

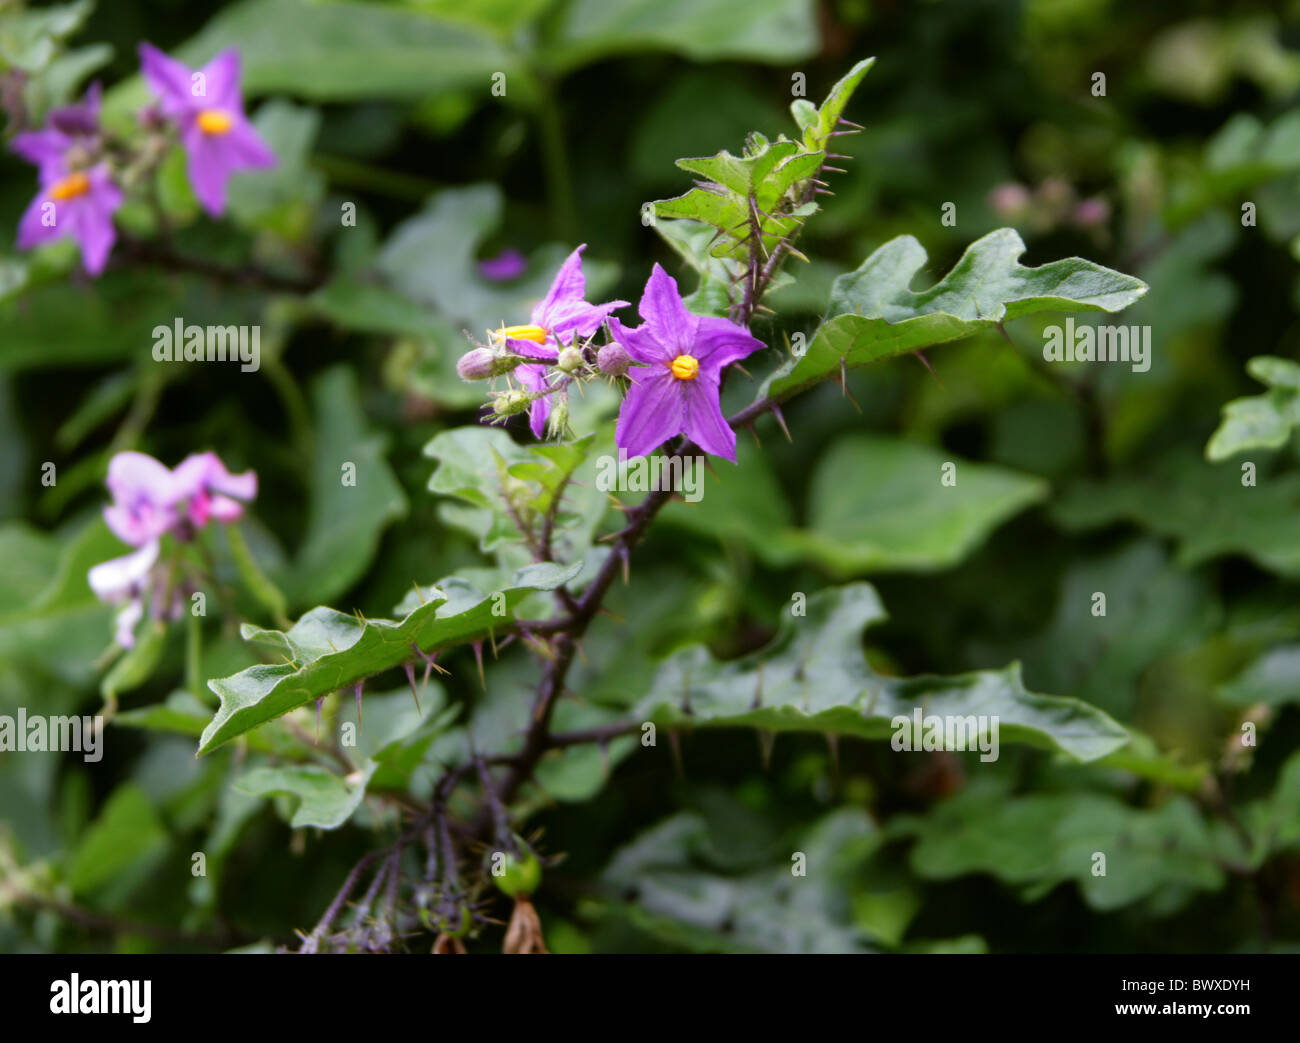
left=226, top=100, right=324, bottom=241
left=790, top=56, right=876, bottom=153
left=635, top=584, right=1129, bottom=761
left=600, top=807, right=878, bottom=953
left=793, top=435, right=1047, bottom=574
left=375, top=183, right=617, bottom=335
left=281, top=367, right=407, bottom=607
left=102, top=0, right=512, bottom=121
left=760, top=229, right=1148, bottom=402
left=1053, top=451, right=1300, bottom=577
left=200, top=562, right=580, bottom=754
left=424, top=425, right=608, bottom=564
left=235, top=762, right=376, bottom=830
left=1206, top=356, right=1300, bottom=460
left=1218, top=646, right=1300, bottom=708
left=66, top=784, right=168, bottom=898
left=892, top=780, right=1226, bottom=911
left=0, top=519, right=115, bottom=685
left=100, top=620, right=168, bottom=707
left=548, top=0, right=818, bottom=72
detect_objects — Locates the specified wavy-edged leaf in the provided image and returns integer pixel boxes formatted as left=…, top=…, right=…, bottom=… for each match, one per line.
left=760, top=229, right=1148, bottom=402
left=200, top=561, right=580, bottom=754
left=1206, top=355, right=1300, bottom=460
left=634, top=584, right=1128, bottom=761
left=235, top=762, right=375, bottom=830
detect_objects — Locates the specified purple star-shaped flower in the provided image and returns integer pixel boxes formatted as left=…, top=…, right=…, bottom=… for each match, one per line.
left=610, top=264, right=764, bottom=462
left=16, top=163, right=122, bottom=276
left=12, top=83, right=122, bottom=276
left=139, top=44, right=275, bottom=216
left=500, top=245, right=628, bottom=437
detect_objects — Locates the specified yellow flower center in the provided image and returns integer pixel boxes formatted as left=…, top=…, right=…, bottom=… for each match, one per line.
left=50, top=171, right=91, bottom=201
left=670, top=354, right=699, bottom=381
left=493, top=324, right=549, bottom=344
left=197, top=109, right=234, bottom=135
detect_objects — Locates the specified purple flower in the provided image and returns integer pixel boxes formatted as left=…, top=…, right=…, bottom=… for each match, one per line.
left=101, top=449, right=256, bottom=547
left=478, top=248, right=527, bottom=282
left=16, top=164, right=123, bottom=276
left=91, top=450, right=257, bottom=648
left=139, top=44, right=275, bottom=216
left=11, top=84, right=121, bottom=276
left=610, top=265, right=764, bottom=462
left=11, top=83, right=103, bottom=183
left=494, top=245, right=628, bottom=437
left=169, top=451, right=258, bottom=528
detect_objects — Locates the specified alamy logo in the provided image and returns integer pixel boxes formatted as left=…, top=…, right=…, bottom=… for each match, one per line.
left=890, top=709, right=1000, bottom=762
left=594, top=449, right=704, bottom=503
left=1042, top=317, right=1150, bottom=372
left=50, top=974, right=151, bottom=1023
left=152, top=318, right=261, bottom=372
left=0, top=709, right=102, bottom=762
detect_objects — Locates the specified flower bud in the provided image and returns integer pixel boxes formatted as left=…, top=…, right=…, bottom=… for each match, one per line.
left=458, top=347, right=518, bottom=381
left=492, top=389, right=534, bottom=416
left=597, top=341, right=630, bottom=377
left=546, top=397, right=569, bottom=439
left=556, top=346, right=584, bottom=373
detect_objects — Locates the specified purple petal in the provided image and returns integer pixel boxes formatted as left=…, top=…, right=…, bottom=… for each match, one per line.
left=692, top=315, right=764, bottom=376
left=16, top=191, right=57, bottom=250
left=615, top=369, right=683, bottom=459
left=516, top=363, right=551, bottom=438
left=139, top=42, right=195, bottom=113
left=608, top=315, right=671, bottom=366
left=505, top=337, right=558, bottom=363
left=171, top=451, right=257, bottom=506
left=223, top=118, right=275, bottom=168
left=681, top=374, right=736, bottom=462
left=183, top=127, right=234, bottom=215
left=71, top=170, right=123, bottom=276
left=200, top=49, right=243, bottom=110
left=532, top=245, right=587, bottom=325
left=637, top=264, right=697, bottom=352
left=88, top=540, right=160, bottom=603
left=10, top=129, right=71, bottom=181
left=546, top=298, right=628, bottom=343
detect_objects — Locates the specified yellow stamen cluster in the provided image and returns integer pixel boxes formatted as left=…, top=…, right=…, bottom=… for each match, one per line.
left=50, top=172, right=91, bottom=201
left=197, top=109, right=234, bottom=135
left=492, top=324, right=549, bottom=345
left=670, top=354, right=699, bottom=381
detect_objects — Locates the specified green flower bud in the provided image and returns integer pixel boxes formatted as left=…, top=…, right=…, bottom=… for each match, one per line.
left=556, top=346, right=585, bottom=373
left=492, top=389, right=534, bottom=416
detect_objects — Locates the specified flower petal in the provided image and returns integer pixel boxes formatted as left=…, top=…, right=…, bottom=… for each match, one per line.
left=200, top=49, right=243, bottom=110
left=681, top=373, right=736, bottom=462
left=533, top=244, right=587, bottom=325
left=516, top=363, right=551, bottom=438
left=693, top=315, right=765, bottom=376
left=638, top=264, right=697, bottom=353
left=608, top=316, right=671, bottom=366
left=506, top=337, right=558, bottom=363
left=139, top=42, right=195, bottom=113
left=615, top=369, right=683, bottom=459
left=88, top=540, right=160, bottom=603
